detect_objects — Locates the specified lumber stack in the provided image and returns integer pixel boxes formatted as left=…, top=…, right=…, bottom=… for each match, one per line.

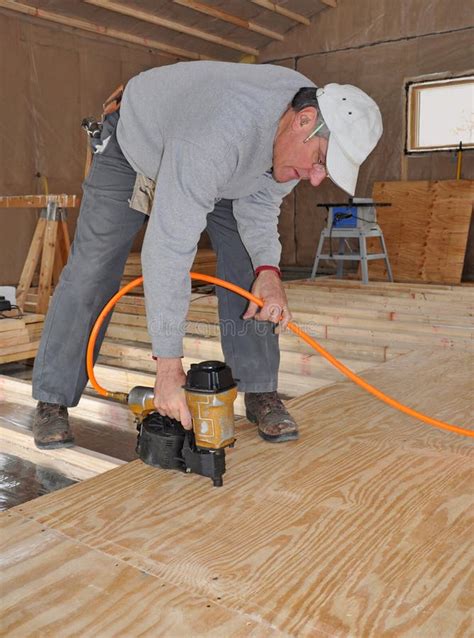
left=98, top=278, right=473, bottom=412
left=370, top=180, right=474, bottom=283
left=121, top=249, right=217, bottom=292
left=0, top=313, right=44, bottom=364
left=17, top=276, right=474, bottom=410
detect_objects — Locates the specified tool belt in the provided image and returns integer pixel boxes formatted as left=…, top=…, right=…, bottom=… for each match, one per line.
left=82, top=84, right=156, bottom=216
left=82, top=84, right=124, bottom=138
left=102, top=84, right=124, bottom=116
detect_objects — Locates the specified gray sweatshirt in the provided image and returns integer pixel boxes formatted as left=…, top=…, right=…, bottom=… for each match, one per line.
left=117, top=61, right=314, bottom=357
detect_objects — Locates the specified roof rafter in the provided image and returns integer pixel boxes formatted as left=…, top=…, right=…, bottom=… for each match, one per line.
left=248, top=0, right=310, bottom=26
left=173, top=0, right=285, bottom=42
left=84, top=0, right=259, bottom=56
left=0, top=0, right=212, bottom=60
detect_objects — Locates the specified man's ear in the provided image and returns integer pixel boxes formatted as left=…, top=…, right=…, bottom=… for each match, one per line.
left=292, top=106, right=318, bottom=133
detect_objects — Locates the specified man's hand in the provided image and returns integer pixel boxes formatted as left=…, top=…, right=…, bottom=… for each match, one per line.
left=242, top=270, right=292, bottom=331
left=153, top=357, right=192, bottom=429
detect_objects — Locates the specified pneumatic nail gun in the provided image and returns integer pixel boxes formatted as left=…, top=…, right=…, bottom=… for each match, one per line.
left=129, top=361, right=237, bottom=487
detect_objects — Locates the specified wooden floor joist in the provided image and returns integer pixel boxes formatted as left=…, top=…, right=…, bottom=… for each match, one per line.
left=0, top=421, right=124, bottom=481
left=1, top=348, right=473, bottom=636
left=0, top=375, right=135, bottom=430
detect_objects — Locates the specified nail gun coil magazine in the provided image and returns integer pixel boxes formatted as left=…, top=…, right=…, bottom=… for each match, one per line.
left=137, top=414, right=186, bottom=471
left=136, top=412, right=227, bottom=487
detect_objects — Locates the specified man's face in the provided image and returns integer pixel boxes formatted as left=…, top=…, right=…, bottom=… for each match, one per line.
left=273, top=107, right=328, bottom=188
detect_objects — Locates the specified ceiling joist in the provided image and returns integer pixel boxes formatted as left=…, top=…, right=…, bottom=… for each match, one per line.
left=0, top=0, right=212, bottom=60
left=173, top=0, right=285, bottom=42
left=248, top=0, right=310, bottom=26
left=84, top=0, right=259, bottom=56
left=0, top=0, right=336, bottom=61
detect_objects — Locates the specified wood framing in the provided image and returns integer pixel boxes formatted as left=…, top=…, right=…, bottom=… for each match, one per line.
left=0, top=375, right=136, bottom=430
left=173, top=0, right=285, bottom=41
left=0, top=421, right=124, bottom=481
left=249, top=0, right=310, bottom=25
left=0, top=0, right=214, bottom=60
left=84, top=0, right=259, bottom=56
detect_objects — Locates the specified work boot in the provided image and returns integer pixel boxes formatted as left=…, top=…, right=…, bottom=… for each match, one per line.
left=33, top=402, right=74, bottom=449
left=245, top=391, right=299, bottom=443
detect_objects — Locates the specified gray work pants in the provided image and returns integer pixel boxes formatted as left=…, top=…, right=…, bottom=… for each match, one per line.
left=32, top=115, right=279, bottom=406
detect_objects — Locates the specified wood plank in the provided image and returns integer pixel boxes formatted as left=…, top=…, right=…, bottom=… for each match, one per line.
left=123, top=249, right=217, bottom=279
left=105, top=317, right=472, bottom=353
left=173, top=0, right=285, bottom=40
left=84, top=0, right=260, bottom=55
left=104, top=331, right=397, bottom=366
left=0, top=328, right=31, bottom=348
left=184, top=298, right=474, bottom=336
left=249, top=0, right=310, bottom=25
left=370, top=180, right=474, bottom=283
left=0, top=376, right=135, bottom=430
left=0, top=194, right=80, bottom=208
left=285, top=283, right=474, bottom=302
left=1, top=513, right=265, bottom=637
left=3, top=349, right=472, bottom=636
left=0, top=0, right=215, bottom=60
left=0, top=341, right=40, bottom=364
left=0, top=315, right=44, bottom=365
left=0, top=349, right=38, bottom=365
left=96, top=343, right=368, bottom=400
left=0, top=421, right=124, bottom=481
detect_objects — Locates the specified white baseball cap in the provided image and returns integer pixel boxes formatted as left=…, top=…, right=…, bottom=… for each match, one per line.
left=317, top=84, right=383, bottom=196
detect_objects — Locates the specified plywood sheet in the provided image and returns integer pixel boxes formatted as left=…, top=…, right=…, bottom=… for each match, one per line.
left=2, top=348, right=473, bottom=636
left=1, top=512, right=268, bottom=637
left=369, top=180, right=473, bottom=283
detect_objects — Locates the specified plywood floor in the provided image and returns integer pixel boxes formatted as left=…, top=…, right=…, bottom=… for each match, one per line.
left=1, top=348, right=473, bottom=637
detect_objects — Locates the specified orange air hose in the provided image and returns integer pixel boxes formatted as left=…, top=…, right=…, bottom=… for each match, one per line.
left=86, top=274, right=473, bottom=438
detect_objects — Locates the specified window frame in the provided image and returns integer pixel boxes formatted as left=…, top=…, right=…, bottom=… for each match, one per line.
left=405, top=75, right=474, bottom=154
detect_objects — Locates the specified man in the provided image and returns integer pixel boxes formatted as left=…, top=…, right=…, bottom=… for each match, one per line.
left=32, top=61, right=382, bottom=448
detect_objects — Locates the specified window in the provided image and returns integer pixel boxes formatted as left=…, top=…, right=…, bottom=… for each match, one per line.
left=406, top=76, right=473, bottom=152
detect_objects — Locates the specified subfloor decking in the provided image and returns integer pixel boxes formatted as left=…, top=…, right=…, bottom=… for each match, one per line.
left=1, top=348, right=473, bottom=637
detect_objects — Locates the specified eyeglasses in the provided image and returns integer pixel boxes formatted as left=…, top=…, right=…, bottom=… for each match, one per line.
left=303, top=120, right=326, bottom=144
